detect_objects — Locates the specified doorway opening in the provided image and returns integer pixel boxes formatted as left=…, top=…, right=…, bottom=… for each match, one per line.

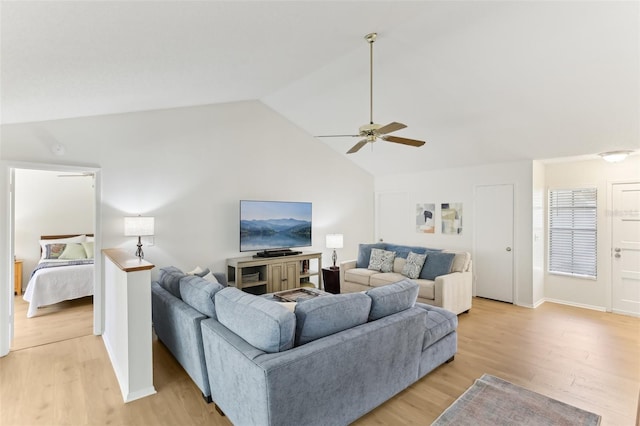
left=2, top=163, right=102, bottom=355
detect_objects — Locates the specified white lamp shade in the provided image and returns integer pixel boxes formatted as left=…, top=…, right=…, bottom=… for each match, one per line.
left=124, top=216, right=155, bottom=236
left=326, top=234, right=344, bottom=249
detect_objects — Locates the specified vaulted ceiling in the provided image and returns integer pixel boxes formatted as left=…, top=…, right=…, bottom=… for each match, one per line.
left=1, top=1, right=638, bottom=175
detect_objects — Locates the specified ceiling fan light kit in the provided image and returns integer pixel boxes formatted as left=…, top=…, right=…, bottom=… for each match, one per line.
left=317, top=32, right=426, bottom=154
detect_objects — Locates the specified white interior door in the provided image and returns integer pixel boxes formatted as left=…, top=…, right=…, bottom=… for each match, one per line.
left=612, top=182, right=640, bottom=316
left=376, top=192, right=408, bottom=243
left=475, top=184, right=514, bottom=303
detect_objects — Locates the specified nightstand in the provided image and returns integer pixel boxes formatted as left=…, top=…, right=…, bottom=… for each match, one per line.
left=14, top=259, right=23, bottom=295
left=322, top=266, right=340, bottom=294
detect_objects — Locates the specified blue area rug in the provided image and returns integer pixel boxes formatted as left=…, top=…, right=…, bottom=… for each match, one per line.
left=432, top=374, right=601, bottom=426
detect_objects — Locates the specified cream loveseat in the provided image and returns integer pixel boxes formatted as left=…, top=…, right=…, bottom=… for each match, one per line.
left=340, top=243, right=472, bottom=315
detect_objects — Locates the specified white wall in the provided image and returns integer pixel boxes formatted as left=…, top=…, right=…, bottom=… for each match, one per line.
left=532, top=160, right=545, bottom=306
left=374, top=160, right=535, bottom=307
left=544, top=156, right=640, bottom=310
left=0, top=101, right=375, bottom=352
left=14, top=169, right=94, bottom=288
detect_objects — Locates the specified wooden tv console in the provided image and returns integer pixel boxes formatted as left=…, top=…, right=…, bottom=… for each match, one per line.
left=227, top=251, right=323, bottom=294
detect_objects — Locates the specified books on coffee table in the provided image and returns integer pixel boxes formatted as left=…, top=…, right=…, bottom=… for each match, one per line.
left=273, top=287, right=327, bottom=303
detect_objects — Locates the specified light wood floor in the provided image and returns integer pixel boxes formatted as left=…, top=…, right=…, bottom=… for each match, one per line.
left=1, top=297, right=638, bottom=426
left=11, top=295, right=94, bottom=351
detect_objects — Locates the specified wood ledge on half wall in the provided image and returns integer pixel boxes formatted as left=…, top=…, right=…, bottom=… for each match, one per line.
left=102, top=248, right=155, bottom=272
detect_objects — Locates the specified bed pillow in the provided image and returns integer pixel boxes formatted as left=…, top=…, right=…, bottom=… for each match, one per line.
left=39, top=235, right=86, bottom=259
left=81, top=242, right=94, bottom=259
left=44, top=243, right=67, bottom=259
left=59, top=243, right=88, bottom=259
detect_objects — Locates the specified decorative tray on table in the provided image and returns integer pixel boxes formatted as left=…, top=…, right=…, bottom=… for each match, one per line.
left=273, top=288, right=324, bottom=303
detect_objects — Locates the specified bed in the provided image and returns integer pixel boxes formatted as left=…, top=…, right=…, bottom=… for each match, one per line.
left=23, top=234, right=94, bottom=318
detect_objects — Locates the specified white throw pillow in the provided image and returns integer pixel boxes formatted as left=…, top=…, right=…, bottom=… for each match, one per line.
left=202, top=271, right=219, bottom=284
left=401, top=252, right=428, bottom=279
left=368, top=248, right=396, bottom=272
left=187, top=266, right=204, bottom=275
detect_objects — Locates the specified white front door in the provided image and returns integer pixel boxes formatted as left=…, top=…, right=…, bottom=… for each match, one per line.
left=611, top=182, right=640, bottom=316
left=475, top=184, right=514, bottom=303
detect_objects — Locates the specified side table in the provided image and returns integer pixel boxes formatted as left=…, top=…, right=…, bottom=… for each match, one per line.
left=14, top=259, right=23, bottom=295
left=322, top=267, right=340, bottom=294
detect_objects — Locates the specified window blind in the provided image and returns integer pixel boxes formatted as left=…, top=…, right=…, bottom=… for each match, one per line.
left=548, top=188, right=597, bottom=278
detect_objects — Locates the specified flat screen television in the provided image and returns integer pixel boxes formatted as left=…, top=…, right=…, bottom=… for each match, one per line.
left=240, top=200, right=312, bottom=253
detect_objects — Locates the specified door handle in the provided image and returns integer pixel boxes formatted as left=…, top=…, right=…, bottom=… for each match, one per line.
left=506, top=247, right=512, bottom=252
left=614, top=247, right=621, bottom=252
left=615, top=253, right=621, bottom=258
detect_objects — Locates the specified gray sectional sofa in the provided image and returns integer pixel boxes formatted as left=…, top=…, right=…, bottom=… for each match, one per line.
left=151, top=266, right=227, bottom=401
left=200, top=280, right=458, bottom=426
left=341, top=243, right=472, bottom=315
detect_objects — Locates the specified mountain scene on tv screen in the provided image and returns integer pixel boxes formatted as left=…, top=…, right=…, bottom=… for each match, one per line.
left=241, top=218, right=312, bottom=250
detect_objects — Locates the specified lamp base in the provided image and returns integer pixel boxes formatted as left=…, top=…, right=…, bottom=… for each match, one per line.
left=332, top=249, right=337, bottom=268
left=135, top=236, right=144, bottom=259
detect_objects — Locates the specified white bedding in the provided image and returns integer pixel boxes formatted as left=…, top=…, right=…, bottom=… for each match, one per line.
left=23, top=260, right=94, bottom=318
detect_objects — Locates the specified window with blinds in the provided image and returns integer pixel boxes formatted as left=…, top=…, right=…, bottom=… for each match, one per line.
left=548, top=188, right=597, bottom=278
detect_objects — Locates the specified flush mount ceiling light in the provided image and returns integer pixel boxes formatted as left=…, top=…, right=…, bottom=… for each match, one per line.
left=598, top=150, right=634, bottom=163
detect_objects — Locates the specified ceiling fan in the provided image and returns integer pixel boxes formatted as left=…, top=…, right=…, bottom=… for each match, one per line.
left=316, top=33, right=426, bottom=154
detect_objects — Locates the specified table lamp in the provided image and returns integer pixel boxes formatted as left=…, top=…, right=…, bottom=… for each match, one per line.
left=124, top=216, right=155, bottom=259
left=326, top=234, right=343, bottom=268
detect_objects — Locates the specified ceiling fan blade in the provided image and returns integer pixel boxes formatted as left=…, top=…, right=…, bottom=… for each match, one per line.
left=316, top=134, right=360, bottom=138
left=376, top=122, right=407, bottom=135
left=347, top=139, right=369, bottom=154
left=381, top=135, right=426, bottom=147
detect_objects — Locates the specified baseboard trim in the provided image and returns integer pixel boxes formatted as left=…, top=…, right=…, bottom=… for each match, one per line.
left=612, top=308, right=640, bottom=318
left=543, top=298, right=606, bottom=312
left=532, top=298, right=546, bottom=309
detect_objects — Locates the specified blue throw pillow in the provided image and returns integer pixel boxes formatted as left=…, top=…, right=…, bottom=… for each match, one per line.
left=366, top=279, right=419, bottom=320
left=179, top=275, right=224, bottom=319
left=158, top=266, right=186, bottom=299
left=356, top=243, right=386, bottom=268
left=215, top=287, right=295, bottom=353
left=294, top=293, right=371, bottom=346
left=384, top=244, right=428, bottom=259
left=419, top=252, right=456, bottom=281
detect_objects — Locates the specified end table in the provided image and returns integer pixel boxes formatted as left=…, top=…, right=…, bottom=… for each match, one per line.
left=322, top=266, right=340, bottom=294
left=14, top=259, right=23, bottom=295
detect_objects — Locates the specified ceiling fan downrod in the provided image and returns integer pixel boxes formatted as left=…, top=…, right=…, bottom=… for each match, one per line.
left=365, top=32, right=377, bottom=125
